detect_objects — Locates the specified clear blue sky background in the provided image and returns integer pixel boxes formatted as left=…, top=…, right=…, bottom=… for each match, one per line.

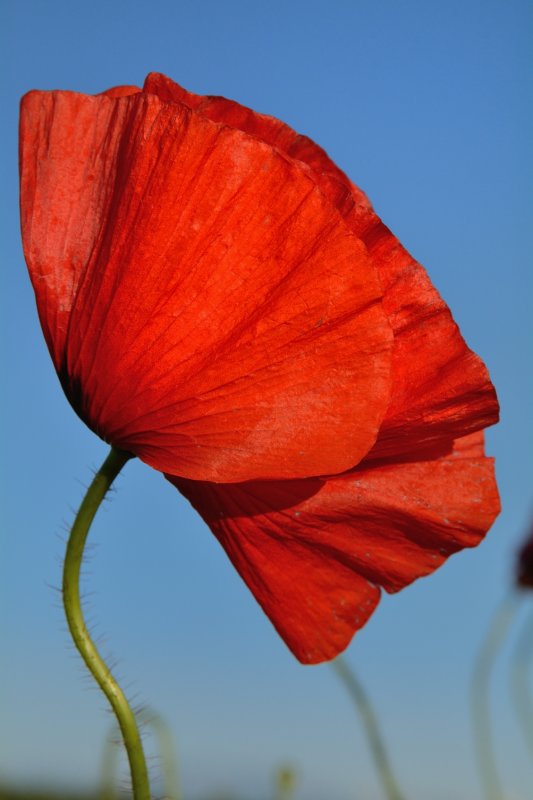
left=1, top=2, right=531, bottom=799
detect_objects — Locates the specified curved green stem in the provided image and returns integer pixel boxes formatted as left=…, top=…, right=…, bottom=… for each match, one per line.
left=332, top=655, right=406, bottom=800
left=510, top=603, right=533, bottom=759
left=62, top=447, right=151, bottom=800
left=471, top=593, right=519, bottom=800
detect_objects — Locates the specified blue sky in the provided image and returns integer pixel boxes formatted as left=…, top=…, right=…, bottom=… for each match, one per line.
left=1, top=1, right=532, bottom=799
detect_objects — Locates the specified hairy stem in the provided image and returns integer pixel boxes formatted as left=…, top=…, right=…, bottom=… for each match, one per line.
left=332, top=655, right=406, bottom=800
left=63, top=447, right=150, bottom=800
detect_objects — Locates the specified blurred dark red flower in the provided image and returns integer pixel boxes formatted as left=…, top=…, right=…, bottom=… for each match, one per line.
left=20, top=73, right=500, bottom=663
left=517, top=523, right=533, bottom=589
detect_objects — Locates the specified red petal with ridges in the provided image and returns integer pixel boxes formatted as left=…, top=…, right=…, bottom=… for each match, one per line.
left=171, top=473, right=381, bottom=664
left=20, top=88, right=393, bottom=482
left=354, top=218, right=499, bottom=461
left=100, top=85, right=142, bottom=98
left=19, top=90, right=133, bottom=366
left=143, top=73, right=499, bottom=457
left=169, top=431, right=500, bottom=663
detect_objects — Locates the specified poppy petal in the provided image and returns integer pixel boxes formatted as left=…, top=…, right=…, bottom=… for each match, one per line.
left=142, top=72, right=362, bottom=197
left=169, top=431, right=499, bottom=663
left=100, top=85, right=142, bottom=98
left=143, top=74, right=499, bottom=457
left=19, top=90, right=134, bottom=366
left=20, top=88, right=393, bottom=482
left=170, top=473, right=381, bottom=664
left=355, top=219, right=499, bottom=461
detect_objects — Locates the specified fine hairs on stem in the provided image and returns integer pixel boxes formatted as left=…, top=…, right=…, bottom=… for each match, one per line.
left=62, top=447, right=151, bottom=800
left=332, top=654, right=406, bottom=800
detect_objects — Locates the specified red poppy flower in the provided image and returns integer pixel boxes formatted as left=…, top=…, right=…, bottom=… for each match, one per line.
left=20, top=73, right=500, bottom=663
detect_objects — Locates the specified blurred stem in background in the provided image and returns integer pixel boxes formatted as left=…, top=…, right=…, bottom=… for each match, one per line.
left=62, top=448, right=151, bottom=800
left=101, top=708, right=182, bottom=800
left=100, top=725, right=120, bottom=800
left=273, top=764, right=297, bottom=800
left=510, top=605, right=533, bottom=759
left=331, top=655, right=406, bottom=800
left=471, top=593, right=520, bottom=800
left=512, top=519, right=533, bottom=760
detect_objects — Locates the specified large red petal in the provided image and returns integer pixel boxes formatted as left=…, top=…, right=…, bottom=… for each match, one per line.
left=20, top=89, right=392, bottom=482
left=171, top=473, right=381, bottom=664
left=142, top=72, right=358, bottom=198
left=19, top=90, right=135, bottom=366
left=143, top=73, right=499, bottom=457
left=99, top=85, right=142, bottom=98
left=169, top=431, right=500, bottom=663
left=353, top=218, right=499, bottom=461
